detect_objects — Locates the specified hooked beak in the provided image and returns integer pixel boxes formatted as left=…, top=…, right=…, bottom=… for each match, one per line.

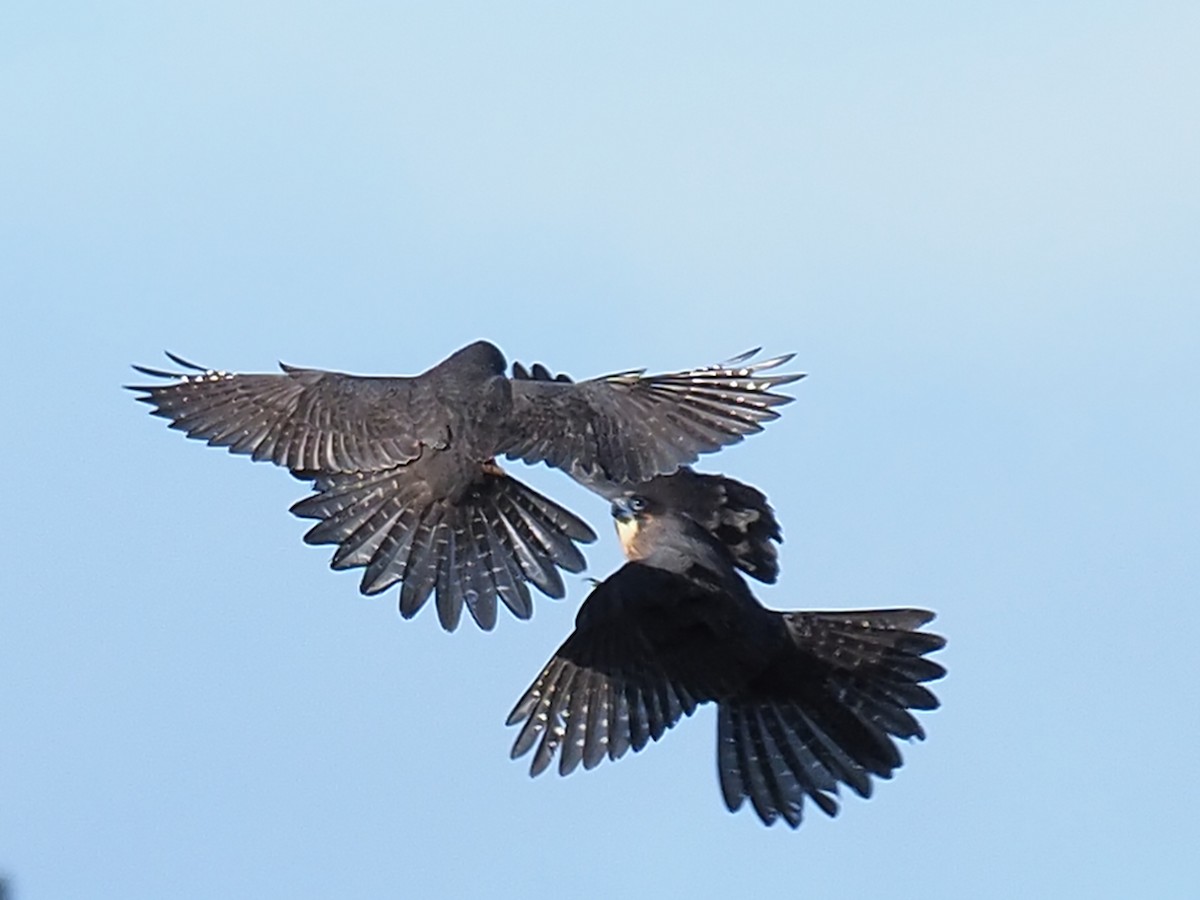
left=611, top=497, right=636, bottom=522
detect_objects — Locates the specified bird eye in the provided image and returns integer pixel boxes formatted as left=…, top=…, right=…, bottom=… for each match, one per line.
left=628, top=496, right=647, bottom=513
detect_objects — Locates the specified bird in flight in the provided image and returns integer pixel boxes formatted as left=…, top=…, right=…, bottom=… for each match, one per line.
left=508, top=492, right=945, bottom=828
left=128, top=341, right=800, bottom=631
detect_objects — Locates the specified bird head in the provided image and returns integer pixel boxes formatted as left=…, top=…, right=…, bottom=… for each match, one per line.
left=447, top=340, right=507, bottom=377
left=609, top=492, right=740, bottom=578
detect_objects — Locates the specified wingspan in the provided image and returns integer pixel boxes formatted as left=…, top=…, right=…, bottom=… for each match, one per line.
left=504, top=350, right=803, bottom=484
left=127, top=353, right=438, bottom=474
left=507, top=562, right=752, bottom=776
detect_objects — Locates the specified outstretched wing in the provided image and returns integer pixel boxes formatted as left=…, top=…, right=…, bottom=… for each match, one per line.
left=718, top=609, right=945, bottom=828
left=508, top=562, right=753, bottom=777
left=127, top=353, right=446, bottom=474
left=504, top=350, right=803, bottom=484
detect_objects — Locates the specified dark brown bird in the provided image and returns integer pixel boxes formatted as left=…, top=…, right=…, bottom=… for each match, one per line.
left=508, top=492, right=945, bottom=828
left=128, top=341, right=800, bottom=631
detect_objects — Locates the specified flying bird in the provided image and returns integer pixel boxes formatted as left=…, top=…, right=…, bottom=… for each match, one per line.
left=508, top=492, right=945, bottom=828
left=129, top=341, right=801, bottom=631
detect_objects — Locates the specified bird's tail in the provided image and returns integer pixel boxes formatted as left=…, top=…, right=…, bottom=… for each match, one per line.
left=290, top=467, right=597, bottom=631
left=716, top=608, right=945, bottom=828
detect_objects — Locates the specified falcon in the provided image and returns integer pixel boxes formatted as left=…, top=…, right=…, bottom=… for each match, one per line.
left=128, top=341, right=800, bottom=631
left=508, top=492, right=945, bottom=828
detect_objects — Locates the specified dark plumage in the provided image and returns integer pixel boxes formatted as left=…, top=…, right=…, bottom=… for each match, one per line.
left=508, top=355, right=786, bottom=584
left=128, top=341, right=800, bottom=631
left=620, top=467, right=782, bottom=583
left=508, top=494, right=945, bottom=828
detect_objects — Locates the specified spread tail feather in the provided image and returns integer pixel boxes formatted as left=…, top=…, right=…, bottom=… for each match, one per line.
left=291, top=469, right=596, bottom=631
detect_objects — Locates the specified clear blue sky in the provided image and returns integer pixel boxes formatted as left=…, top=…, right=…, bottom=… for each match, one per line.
left=2, top=3, right=1197, bottom=898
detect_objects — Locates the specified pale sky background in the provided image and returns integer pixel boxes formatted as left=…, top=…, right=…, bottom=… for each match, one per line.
left=2, top=3, right=1198, bottom=898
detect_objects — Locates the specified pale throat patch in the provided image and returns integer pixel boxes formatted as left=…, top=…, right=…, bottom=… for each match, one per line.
left=614, top=517, right=641, bottom=558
